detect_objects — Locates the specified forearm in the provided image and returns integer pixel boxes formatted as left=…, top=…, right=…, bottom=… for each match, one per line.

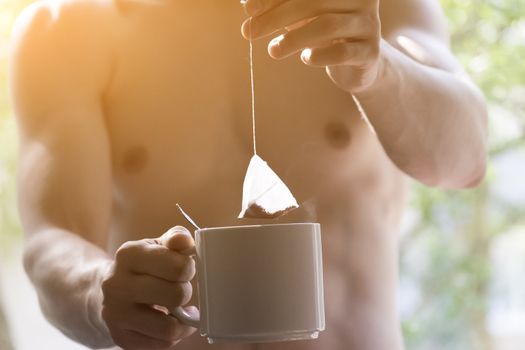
left=355, top=40, right=488, bottom=188
left=23, top=228, right=114, bottom=348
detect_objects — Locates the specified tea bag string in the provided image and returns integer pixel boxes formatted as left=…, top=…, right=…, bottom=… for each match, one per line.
left=249, top=23, right=257, bottom=156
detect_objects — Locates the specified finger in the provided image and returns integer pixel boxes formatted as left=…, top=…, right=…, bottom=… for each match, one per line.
left=111, top=328, right=175, bottom=350
left=128, top=275, right=193, bottom=308
left=268, top=13, right=376, bottom=59
left=242, top=0, right=355, bottom=40
left=175, top=306, right=201, bottom=338
left=115, top=240, right=196, bottom=282
left=301, top=40, right=376, bottom=67
left=109, top=304, right=195, bottom=344
left=160, top=226, right=195, bottom=252
left=243, top=0, right=287, bottom=17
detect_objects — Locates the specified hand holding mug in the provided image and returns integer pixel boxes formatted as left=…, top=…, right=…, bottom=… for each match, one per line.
left=100, top=226, right=197, bottom=350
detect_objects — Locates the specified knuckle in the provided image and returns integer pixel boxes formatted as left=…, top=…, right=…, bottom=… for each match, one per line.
left=101, top=271, right=119, bottom=299
left=320, top=13, right=343, bottom=34
left=115, top=240, right=141, bottom=264
left=180, top=282, right=193, bottom=305
left=173, top=256, right=195, bottom=281
left=174, top=282, right=193, bottom=305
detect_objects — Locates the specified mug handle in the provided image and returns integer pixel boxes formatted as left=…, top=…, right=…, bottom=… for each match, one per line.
left=171, top=245, right=201, bottom=328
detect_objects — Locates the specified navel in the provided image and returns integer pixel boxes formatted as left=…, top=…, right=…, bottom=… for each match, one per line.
left=324, top=121, right=352, bottom=149
left=121, top=146, right=149, bottom=174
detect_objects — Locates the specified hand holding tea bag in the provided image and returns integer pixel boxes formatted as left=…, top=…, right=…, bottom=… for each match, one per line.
left=238, top=155, right=299, bottom=219
left=238, top=24, right=298, bottom=219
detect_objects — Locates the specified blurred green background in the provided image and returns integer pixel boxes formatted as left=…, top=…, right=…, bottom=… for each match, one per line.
left=0, top=0, right=524, bottom=349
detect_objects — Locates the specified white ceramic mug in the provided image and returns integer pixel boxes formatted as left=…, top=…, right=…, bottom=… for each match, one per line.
left=172, top=223, right=325, bottom=344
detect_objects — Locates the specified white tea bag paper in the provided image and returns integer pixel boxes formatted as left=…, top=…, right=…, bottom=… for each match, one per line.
left=238, top=155, right=299, bottom=219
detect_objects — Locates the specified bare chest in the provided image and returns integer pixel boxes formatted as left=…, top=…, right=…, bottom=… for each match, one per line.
left=103, top=5, right=376, bottom=220
left=100, top=2, right=404, bottom=246
left=101, top=6, right=406, bottom=349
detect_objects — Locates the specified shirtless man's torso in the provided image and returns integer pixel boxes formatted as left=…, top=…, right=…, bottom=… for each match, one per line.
left=107, top=3, right=407, bottom=349
left=10, top=0, right=487, bottom=349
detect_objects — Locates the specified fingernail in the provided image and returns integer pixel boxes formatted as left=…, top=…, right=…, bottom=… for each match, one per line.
left=301, top=48, right=312, bottom=63
left=269, top=35, right=284, bottom=58
left=241, top=18, right=254, bottom=38
left=159, top=226, right=189, bottom=247
left=168, top=225, right=191, bottom=237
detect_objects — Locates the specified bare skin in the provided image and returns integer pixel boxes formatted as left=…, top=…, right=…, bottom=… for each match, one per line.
left=9, top=0, right=487, bottom=349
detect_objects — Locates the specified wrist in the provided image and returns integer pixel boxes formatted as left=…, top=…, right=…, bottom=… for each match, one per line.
left=84, top=259, right=114, bottom=348
left=355, top=39, right=403, bottom=100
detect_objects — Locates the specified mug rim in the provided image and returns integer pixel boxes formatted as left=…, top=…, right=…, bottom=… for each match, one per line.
left=197, top=222, right=320, bottom=233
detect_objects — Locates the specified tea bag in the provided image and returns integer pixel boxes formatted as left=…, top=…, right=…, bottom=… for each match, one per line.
left=238, top=19, right=298, bottom=219
left=238, top=155, right=299, bottom=218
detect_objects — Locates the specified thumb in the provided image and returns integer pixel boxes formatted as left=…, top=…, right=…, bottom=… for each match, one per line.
left=159, top=226, right=194, bottom=252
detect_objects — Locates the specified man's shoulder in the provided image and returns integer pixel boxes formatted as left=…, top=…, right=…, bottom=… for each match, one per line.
left=10, top=0, right=121, bottom=90
left=11, top=0, right=119, bottom=52
left=9, top=0, right=123, bottom=114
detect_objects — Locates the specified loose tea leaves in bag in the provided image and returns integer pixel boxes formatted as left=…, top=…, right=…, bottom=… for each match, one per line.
left=238, top=155, right=299, bottom=219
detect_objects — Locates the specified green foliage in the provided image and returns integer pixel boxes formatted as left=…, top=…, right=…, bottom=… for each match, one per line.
left=0, top=0, right=523, bottom=348
left=444, top=0, right=525, bottom=138
left=0, top=0, right=31, bottom=256
left=0, top=118, right=19, bottom=255
left=400, top=1, right=525, bottom=348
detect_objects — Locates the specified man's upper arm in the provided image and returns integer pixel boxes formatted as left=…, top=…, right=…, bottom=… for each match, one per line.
left=9, top=1, right=114, bottom=247
left=380, top=0, right=465, bottom=75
